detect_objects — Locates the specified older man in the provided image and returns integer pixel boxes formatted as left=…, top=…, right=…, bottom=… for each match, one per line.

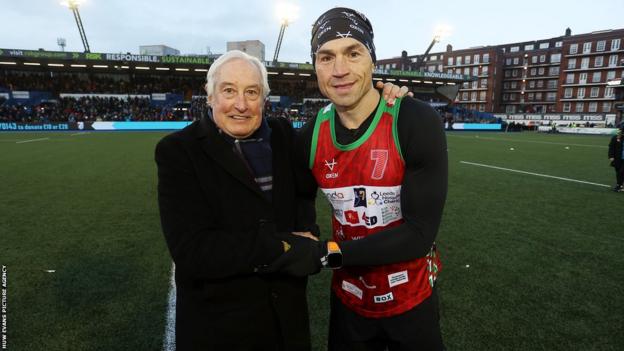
left=155, top=50, right=322, bottom=350
left=280, top=7, right=449, bottom=351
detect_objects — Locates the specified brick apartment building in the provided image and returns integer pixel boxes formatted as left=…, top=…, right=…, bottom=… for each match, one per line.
left=377, top=28, right=624, bottom=114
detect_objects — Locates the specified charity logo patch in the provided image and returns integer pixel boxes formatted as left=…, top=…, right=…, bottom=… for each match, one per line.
left=388, top=270, right=409, bottom=288
left=342, top=280, right=363, bottom=299
left=373, top=292, right=394, bottom=304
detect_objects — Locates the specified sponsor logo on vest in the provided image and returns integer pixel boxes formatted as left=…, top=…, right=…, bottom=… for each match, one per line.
left=353, top=188, right=367, bottom=208
left=381, top=205, right=401, bottom=224
left=374, top=292, right=394, bottom=303
left=342, top=280, right=363, bottom=299
left=324, top=158, right=339, bottom=178
left=326, top=191, right=345, bottom=201
left=361, top=212, right=378, bottom=226
left=388, top=270, right=409, bottom=288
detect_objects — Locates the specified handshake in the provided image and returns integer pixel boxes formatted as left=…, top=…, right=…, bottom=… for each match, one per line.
left=258, top=232, right=328, bottom=277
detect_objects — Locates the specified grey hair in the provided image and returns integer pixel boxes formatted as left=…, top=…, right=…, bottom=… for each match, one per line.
left=205, top=50, right=270, bottom=100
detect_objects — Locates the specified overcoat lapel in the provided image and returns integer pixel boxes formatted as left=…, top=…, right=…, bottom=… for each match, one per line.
left=195, top=116, right=267, bottom=200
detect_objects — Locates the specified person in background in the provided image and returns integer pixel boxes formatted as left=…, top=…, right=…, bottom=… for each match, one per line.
left=608, top=125, right=624, bottom=192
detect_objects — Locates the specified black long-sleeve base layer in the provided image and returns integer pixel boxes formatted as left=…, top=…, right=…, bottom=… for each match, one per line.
left=295, top=96, right=448, bottom=266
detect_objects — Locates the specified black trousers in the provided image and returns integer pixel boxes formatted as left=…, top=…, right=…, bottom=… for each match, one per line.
left=328, top=289, right=445, bottom=351
left=616, top=164, right=624, bottom=186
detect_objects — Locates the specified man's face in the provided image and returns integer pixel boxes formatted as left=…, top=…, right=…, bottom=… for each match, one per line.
left=314, top=38, right=375, bottom=109
left=208, top=59, right=263, bottom=139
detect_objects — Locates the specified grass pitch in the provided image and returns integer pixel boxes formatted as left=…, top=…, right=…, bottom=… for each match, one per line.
left=1, top=130, right=622, bottom=350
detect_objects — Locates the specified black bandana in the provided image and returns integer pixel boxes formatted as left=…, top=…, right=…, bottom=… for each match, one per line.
left=310, top=7, right=376, bottom=65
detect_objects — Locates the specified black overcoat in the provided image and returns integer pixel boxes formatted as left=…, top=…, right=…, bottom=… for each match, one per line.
left=155, top=116, right=311, bottom=350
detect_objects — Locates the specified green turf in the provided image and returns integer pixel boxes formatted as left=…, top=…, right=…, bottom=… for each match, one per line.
left=1, top=131, right=622, bottom=350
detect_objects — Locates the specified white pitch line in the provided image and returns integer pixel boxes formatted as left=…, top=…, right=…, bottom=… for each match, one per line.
left=460, top=161, right=610, bottom=188
left=70, top=132, right=91, bottom=136
left=15, top=137, right=49, bottom=144
left=163, top=263, right=176, bottom=351
left=447, top=134, right=608, bottom=149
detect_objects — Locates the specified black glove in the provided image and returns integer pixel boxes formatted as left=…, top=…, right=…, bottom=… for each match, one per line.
left=258, top=234, right=327, bottom=277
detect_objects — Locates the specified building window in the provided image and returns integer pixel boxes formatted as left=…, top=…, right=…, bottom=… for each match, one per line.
left=529, top=81, right=536, bottom=88
left=464, top=67, right=470, bottom=75
left=438, top=64, right=443, bottom=72
left=603, top=102, right=612, bottom=112
left=612, top=39, right=621, bottom=51
left=536, top=92, right=543, bottom=100
left=456, top=68, right=461, bottom=74
left=564, top=88, right=573, bottom=98
left=608, top=54, right=618, bottom=67
left=474, top=54, right=480, bottom=64
left=566, top=73, right=575, bottom=84
left=510, top=93, right=516, bottom=101
left=539, top=55, right=546, bottom=63
left=471, top=92, right=477, bottom=101
left=581, top=57, right=590, bottom=69
left=588, top=102, right=598, bottom=112
left=546, top=92, right=556, bottom=102
left=465, top=55, right=471, bottom=64
left=592, top=72, right=601, bottom=83
left=579, top=73, right=587, bottom=84
left=569, top=44, right=578, bottom=54
left=563, top=102, right=571, bottom=112
left=463, top=82, right=469, bottom=88
left=448, top=57, right=453, bottom=66
left=537, top=80, right=544, bottom=88
left=392, top=63, right=397, bottom=68
left=510, top=46, right=520, bottom=52
left=551, top=53, right=561, bottom=63
left=512, top=69, right=519, bottom=77
left=590, top=87, right=600, bottom=97
left=473, top=67, right=479, bottom=76
left=556, top=41, right=563, bottom=48
left=479, top=91, right=486, bottom=101
left=525, top=44, right=534, bottom=50
left=447, top=69, right=453, bottom=74
left=575, top=102, right=584, bottom=112
left=511, top=81, right=518, bottom=89
left=594, top=56, right=604, bottom=67
left=538, top=67, right=545, bottom=75
left=549, top=67, right=560, bottom=76
left=582, top=42, right=592, bottom=54
left=547, top=80, right=558, bottom=89
left=503, top=93, right=509, bottom=101
left=528, top=93, right=534, bottom=100
left=472, top=81, right=478, bottom=89
left=483, top=54, right=490, bottom=63
left=530, top=68, right=537, bottom=76
left=457, top=56, right=462, bottom=65
left=532, top=56, right=538, bottom=64
left=513, top=57, right=519, bottom=65
left=479, top=105, right=485, bottom=112
left=539, top=42, right=550, bottom=49
left=597, top=40, right=606, bottom=52
left=462, top=92, right=468, bottom=100
left=568, top=58, right=577, bottom=69
left=607, top=71, right=616, bottom=80
left=480, top=79, right=488, bottom=88
left=577, top=87, right=585, bottom=98
left=482, top=66, right=489, bottom=75
left=605, top=87, right=614, bottom=98
left=430, top=55, right=437, bottom=61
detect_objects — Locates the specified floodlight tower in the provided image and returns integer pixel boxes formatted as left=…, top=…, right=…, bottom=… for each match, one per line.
left=57, top=38, right=67, bottom=51
left=61, top=0, right=91, bottom=53
left=414, top=25, right=452, bottom=71
left=273, top=2, right=299, bottom=63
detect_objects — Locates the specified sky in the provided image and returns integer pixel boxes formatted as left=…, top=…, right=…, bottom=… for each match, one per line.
left=2, top=0, right=623, bottom=63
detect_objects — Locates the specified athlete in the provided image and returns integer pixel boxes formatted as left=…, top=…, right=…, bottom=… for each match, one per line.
left=296, top=7, right=448, bottom=350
